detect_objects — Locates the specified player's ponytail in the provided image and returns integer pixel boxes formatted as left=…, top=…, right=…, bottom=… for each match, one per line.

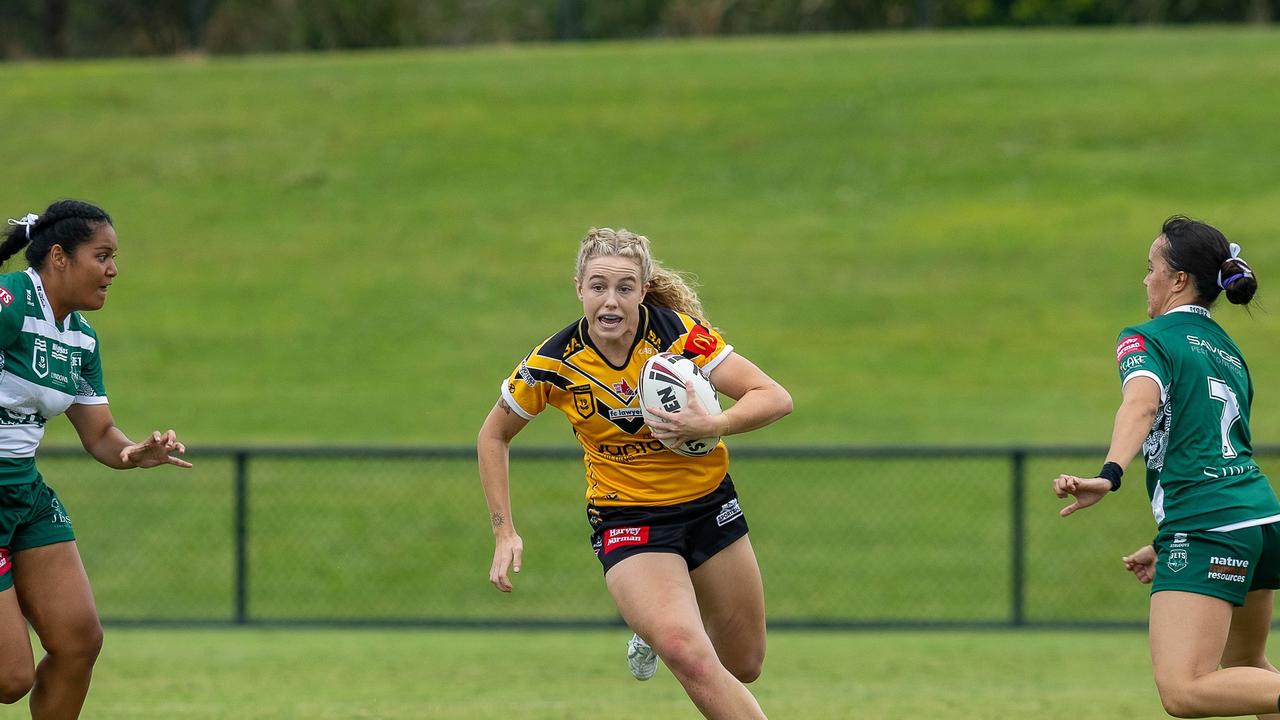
left=1, top=214, right=35, bottom=266
left=1161, top=215, right=1258, bottom=309
left=576, top=227, right=708, bottom=323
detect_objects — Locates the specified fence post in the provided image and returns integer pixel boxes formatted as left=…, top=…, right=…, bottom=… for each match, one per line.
left=1010, top=449, right=1026, bottom=626
left=234, top=450, right=249, bottom=625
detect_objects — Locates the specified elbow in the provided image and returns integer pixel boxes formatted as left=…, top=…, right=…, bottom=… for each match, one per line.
left=774, top=384, right=794, bottom=420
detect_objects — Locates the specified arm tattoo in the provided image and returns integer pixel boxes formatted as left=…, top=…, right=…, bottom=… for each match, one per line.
left=498, top=398, right=513, bottom=415
left=491, top=512, right=505, bottom=529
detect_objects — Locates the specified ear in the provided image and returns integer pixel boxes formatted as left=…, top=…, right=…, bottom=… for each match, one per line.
left=639, top=280, right=649, bottom=303
left=47, top=244, right=68, bottom=270
left=1172, top=270, right=1191, bottom=293
left=573, top=276, right=583, bottom=302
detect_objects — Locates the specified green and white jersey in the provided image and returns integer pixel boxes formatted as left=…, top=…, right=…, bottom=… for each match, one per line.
left=1116, top=304, right=1280, bottom=531
left=0, top=268, right=108, bottom=485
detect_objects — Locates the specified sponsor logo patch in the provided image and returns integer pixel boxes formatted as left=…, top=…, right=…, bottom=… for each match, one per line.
left=0, top=548, right=8, bottom=576
left=1121, top=355, right=1146, bottom=371
left=603, top=527, right=650, bottom=554
left=685, top=325, right=718, bottom=356
left=611, top=379, right=634, bottom=399
left=0, top=288, right=11, bottom=306
left=1116, top=336, right=1145, bottom=362
left=716, top=499, right=744, bottom=527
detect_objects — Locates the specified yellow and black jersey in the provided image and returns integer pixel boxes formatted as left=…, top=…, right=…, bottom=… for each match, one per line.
left=501, top=303, right=733, bottom=507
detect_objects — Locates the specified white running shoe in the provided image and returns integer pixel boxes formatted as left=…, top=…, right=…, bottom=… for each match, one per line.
left=626, top=633, right=658, bottom=681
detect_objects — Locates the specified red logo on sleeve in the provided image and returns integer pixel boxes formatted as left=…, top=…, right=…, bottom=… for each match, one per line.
left=0, top=548, right=9, bottom=576
left=1116, top=336, right=1145, bottom=363
left=603, top=527, right=650, bottom=554
left=0, top=289, right=12, bottom=306
left=684, top=325, right=718, bottom=356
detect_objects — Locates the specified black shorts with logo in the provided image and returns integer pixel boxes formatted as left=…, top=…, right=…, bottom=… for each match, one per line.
left=588, top=476, right=749, bottom=574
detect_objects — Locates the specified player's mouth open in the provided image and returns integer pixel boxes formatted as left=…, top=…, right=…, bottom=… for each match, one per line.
left=597, top=314, right=623, bottom=329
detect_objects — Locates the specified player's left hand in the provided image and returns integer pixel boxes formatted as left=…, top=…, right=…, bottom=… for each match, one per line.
left=1052, top=474, right=1110, bottom=517
left=121, top=430, right=192, bottom=469
left=1122, top=544, right=1157, bottom=584
left=646, top=381, right=721, bottom=444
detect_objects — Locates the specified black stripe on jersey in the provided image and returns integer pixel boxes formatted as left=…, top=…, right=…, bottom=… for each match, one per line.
left=645, top=303, right=699, bottom=353
left=561, top=358, right=637, bottom=405
left=534, top=321, right=586, bottom=362
left=527, top=367, right=572, bottom=391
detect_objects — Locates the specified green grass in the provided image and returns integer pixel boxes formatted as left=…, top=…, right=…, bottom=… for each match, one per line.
left=2, top=29, right=1280, bottom=448
left=0, top=627, right=1257, bottom=719
left=49, top=449, right=1273, bottom=624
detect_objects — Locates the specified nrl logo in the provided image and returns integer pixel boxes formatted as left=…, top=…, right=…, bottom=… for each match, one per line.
left=1167, top=549, right=1188, bottom=573
left=611, top=379, right=635, bottom=400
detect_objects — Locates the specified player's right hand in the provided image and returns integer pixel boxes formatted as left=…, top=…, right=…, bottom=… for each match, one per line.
left=1122, top=544, right=1156, bottom=584
left=489, top=533, right=524, bottom=593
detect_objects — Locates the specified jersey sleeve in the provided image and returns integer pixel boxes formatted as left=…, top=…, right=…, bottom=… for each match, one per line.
left=499, top=351, right=552, bottom=421
left=675, top=322, right=733, bottom=374
left=72, top=333, right=109, bottom=405
left=1116, top=328, right=1167, bottom=397
left=0, top=277, right=25, bottom=348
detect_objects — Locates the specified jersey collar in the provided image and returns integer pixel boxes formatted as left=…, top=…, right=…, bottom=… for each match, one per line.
left=577, top=304, right=650, bottom=372
left=23, top=267, right=62, bottom=328
left=1165, top=304, right=1211, bottom=319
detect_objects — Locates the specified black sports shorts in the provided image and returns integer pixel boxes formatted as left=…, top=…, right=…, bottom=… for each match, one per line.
left=588, top=476, right=749, bottom=574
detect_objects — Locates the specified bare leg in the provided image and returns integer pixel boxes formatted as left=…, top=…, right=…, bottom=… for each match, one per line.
left=606, top=552, right=767, bottom=720
left=0, top=586, right=35, bottom=704
left=1150, top=590, right=1280, bottom=717
left=690, top=535, right=766, bottom=683
left=13, top=542, right=103, bottom=720
left=1219, top=589, right=1280, bottom=720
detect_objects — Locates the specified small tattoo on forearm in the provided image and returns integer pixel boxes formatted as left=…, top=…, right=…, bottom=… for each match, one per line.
left=491, top=512, right=505, bottom=529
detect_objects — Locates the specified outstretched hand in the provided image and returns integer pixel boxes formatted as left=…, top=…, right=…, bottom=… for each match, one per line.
left=121, top=430, right=191, bottom=469
left=1052, top=474, right=1110, bottom=517
left=1122, top=544, right=1157, bottom=584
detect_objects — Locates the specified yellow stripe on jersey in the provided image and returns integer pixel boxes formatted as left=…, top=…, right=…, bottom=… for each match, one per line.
left=502, top=304, right=733, bottom=507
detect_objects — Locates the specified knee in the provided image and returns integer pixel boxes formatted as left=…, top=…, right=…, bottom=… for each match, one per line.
left=0, top=669, right=34, bottom=704
left=42, top=617, right=103, bottom=666
left=1154, top=680, right=1207, bottom=719
left=649, top=626, right=718, bottom=683
left=724, top=651, right=765, bottom=684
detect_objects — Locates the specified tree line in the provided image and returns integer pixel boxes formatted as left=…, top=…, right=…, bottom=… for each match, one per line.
left=2, top=0, right=1276, bottom=59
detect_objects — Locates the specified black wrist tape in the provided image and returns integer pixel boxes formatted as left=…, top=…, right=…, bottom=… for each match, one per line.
left=1098, top=461, right=1123, bottom=492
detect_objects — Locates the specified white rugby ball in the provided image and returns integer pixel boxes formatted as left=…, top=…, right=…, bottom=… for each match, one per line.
left=639, top=352, right=723, bottom=457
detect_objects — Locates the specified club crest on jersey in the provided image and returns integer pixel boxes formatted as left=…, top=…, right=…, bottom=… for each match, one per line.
left=1168, top=549, right=1188, bottom=573
left=31, top=337, right=49, bottom=379
left=570, top=384, right=595, bottom=419
left=685, top=325, right=717, bottom=356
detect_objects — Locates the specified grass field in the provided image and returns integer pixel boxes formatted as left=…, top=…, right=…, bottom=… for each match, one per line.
left=0, top=627, right=1252, bottom=719
left=2, top=28, right=1280, bottom=448
left=4, top=28, right=1280, bottom=719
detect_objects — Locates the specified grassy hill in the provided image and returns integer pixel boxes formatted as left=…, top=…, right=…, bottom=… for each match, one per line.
left=1, top=28, right=1278, bottom=448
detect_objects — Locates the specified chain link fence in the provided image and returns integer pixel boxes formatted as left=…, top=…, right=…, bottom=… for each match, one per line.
left=34, top=445, right=1280, bottom=628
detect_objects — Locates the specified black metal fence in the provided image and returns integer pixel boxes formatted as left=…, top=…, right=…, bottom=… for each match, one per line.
left=37, top=445, right=1280, bottom=629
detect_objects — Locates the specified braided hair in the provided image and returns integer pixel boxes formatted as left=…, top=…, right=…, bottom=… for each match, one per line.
left=2, top=200, right=113, bottom=269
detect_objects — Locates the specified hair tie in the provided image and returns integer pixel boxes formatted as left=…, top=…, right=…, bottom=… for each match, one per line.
left=1217, top=242, right=1254, bottom=290
left=5, top=213, right=38, bottom=239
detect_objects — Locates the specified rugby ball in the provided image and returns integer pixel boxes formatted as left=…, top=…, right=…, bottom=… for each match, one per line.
left=639, top=352, right=723, bottom=457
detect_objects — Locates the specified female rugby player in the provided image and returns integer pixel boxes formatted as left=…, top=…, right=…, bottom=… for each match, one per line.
left=1055, top=216, right=1280, bottom=717
left=478, top=228, right=791, bottom=719
left=0, top=200, right=189, bottom=719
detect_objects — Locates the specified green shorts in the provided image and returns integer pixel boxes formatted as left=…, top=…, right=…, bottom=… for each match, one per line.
left=0, top=476, right=76, bottom=592
left=1152, top=523, right=1280, bottom=606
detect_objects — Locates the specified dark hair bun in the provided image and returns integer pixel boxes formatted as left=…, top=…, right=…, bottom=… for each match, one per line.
left=1220, top=257, right=1257, bottom=305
